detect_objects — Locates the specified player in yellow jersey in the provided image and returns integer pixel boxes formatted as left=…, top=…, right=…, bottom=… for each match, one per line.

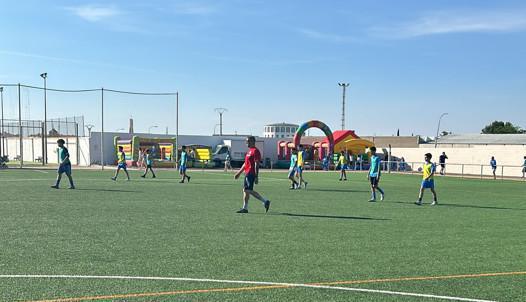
left=112, top=146, right=130, bottom=181
left=416, top=153, right=437, bottom=205
left=296, top=145, right=308, bottom=189
left=338, top=150, right=349, bottom=181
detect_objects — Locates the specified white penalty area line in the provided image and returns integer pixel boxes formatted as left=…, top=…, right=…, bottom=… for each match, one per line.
left=0, top=274, right=496, bottom=302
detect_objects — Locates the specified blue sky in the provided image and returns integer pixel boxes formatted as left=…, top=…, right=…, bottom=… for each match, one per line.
left=1, top=0, right=525, bottom=136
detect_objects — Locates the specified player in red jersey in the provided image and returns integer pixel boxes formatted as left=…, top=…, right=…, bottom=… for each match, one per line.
left=234, top=136, right=271, bottom=213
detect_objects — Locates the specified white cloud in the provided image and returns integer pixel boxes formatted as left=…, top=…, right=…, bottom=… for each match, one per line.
left=372, top=10, right=526, bottom=38
left=66, top=5, right=122, bottom=22
left=297, top=28, right=359, bottom=43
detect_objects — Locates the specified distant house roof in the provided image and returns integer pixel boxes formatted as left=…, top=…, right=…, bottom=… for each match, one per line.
left=265, top=122, right=299, bottom=127
left=435, top=134, right=526, bottom=145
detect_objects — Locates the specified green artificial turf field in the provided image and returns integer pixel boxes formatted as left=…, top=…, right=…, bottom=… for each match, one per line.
left=0, top=168, right=524, bottom=301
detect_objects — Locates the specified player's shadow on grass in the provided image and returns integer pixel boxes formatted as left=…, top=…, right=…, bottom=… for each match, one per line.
left=438, top=203, right=526, bottom=211
left=392, top=201, right=525, bottom=211
left=307, top=188, right=370, bottom=193
left=75, top=188, right=142, bottom=193
left=269, top=212, right=389, bottom=221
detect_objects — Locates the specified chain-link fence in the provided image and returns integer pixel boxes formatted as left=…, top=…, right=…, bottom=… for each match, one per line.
left=0, top=83, right=178, bottom=169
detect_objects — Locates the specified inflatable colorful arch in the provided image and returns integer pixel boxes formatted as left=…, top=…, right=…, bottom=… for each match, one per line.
left=293, top=120, right=334, bottom=157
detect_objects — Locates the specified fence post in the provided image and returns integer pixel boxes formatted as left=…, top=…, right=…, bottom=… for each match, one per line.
left=75, top=122, right=80, bottom=166
left=461, top=164, right=464, bottom=178
left=480, top=165, right=483, bottom=179
left=18, top=83, right=23, bottom=168
left=501, top=166, right=504, bottom=180
left=41, top=122, right=45, bottom=166
left=101, top=88, right=104, bottom=170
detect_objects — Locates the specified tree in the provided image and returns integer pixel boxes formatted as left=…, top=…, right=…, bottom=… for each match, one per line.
left=481, top=121, right=525, bottom=134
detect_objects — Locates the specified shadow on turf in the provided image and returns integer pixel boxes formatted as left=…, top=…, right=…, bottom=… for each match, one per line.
left=256, top=212, right=390, bottom=221
left=74, top=188, right=142, bottom=193
left=391, top=201, right=525, bottom=211
left=307, top=188, right=370, bottom=193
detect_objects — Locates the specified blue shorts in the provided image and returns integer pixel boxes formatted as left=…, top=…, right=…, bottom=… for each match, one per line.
left=58, top=163, right=72, bottom=175
left=118, top=163, right=127, bottom=169
left=288, top=167, right=296, bottom=178
left=244, top=174, right=256, bottom=191
left=179, top=165, right=187, bottom=173
left=421, top=179, right=435, bottom=189
left=341, top=164, right=349, bottom=170
left=369, top=176, right=379, bottom=186
left=297, top=166, right=303, bottom=174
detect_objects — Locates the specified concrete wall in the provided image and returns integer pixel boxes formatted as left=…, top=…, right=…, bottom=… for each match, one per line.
left=390, top=145, right=526, bottom=178
left=3, top=136, right=90, bottom=166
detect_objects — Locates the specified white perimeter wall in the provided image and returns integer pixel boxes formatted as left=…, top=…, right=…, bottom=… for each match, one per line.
left=3, top=136, right=90, bottom=166
left=391, top=145, right=526, bottom=177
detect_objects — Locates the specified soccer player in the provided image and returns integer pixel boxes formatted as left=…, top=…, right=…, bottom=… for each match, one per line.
left=490, top=156, right=497, bottom=180
left=296, top=145, right=308, bottom=189
left=179, top=145, right=191, bottom=183
left=224, top=151, right=232, bottom=172
left=439, top=152, right=448, bottom=175
left=51, top=139, right=75, bottom=189
left=234, top=136, right=270, bottom=213
left=338, top=150, right=348, bottom=181
left=112, top=146, right=130, bottom=181
left=141, top=149, right=156, bottom=178
left=522, top=156, right=526, bottom=178
left=367, top=146, right=385, bottom=202
left=288, top=148, right=299, bottom=189
left=416, top=153, right=438, bottom=206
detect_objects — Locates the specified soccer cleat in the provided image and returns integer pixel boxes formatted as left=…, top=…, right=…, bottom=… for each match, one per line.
left=380, top=193, right=385, bottom=201
left=368, top=199, right=376, bottom=202
left=304, top=182, right=308, bottom=189
left=339, top=179, right=342, bottom=181
left=179, top=180, right=184, bottom=183
left=236, top=208, right=248, bottom=214
left=69, top=186, right=75, bottom=189
left=152, top=175, right=156, bottom=178
left=415, top=201, right=423, bottom=206
left=187, top=176, right=191, bottom=182
left=431, top=200, right=438, bottom=206
left=111, top=177, right=116, bottom=181
left=289, top=186, right=295, bottom=190
left=140, top=175, right=146, bottom=178
left=264, top=200, right=271, bottom=213
left=50, top=185, right=59, bottom=189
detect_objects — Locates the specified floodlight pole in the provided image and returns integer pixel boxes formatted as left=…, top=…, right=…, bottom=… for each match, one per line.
left=40, top=73, right=48, bottom=164
left=214, top=108, right=227, bottom=136
left=435, top=113, right=448, bottom=148
left=338, top=83, right=350, bottom=130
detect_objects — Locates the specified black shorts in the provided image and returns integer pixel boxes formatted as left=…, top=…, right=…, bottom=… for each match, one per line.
left=369, top=176, right=379, bottom=186
left=440, top=163, right=446, bottom=168
left=244, top=174, right=256, bottom=191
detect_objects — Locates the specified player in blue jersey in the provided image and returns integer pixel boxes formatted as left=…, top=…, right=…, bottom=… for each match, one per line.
left=51, top=139, right=75, bottom=189
left=367, top=147, right=385, bottom=202
left=141, top=149, right=156, bottom=178
left=288, top=148, right=299, bottom=189
left=179, top=145, right=191, bottom=183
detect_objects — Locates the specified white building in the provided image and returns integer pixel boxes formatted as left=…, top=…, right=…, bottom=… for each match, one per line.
left=263, top=123, right=299, bottom=138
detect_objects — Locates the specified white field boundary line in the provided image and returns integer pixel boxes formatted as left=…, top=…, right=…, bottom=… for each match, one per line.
left=0, top=274, right=495, bottom=302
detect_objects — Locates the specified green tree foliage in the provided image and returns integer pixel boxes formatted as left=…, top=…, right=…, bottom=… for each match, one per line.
left=481, top=121, right=525, bottom=134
